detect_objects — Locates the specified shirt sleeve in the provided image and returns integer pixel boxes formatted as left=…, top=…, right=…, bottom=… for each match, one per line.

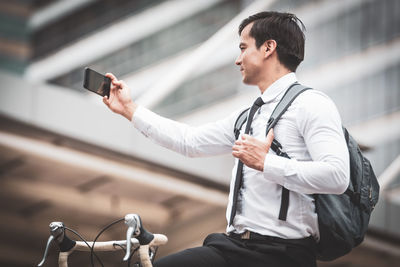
left=132, top=105, right=239, bottom=157
left=262, top=91, right=350, bottom=195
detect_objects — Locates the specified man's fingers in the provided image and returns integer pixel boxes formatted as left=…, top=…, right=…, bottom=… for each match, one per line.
left=234, top=139, right=242, bottom=145
left=232, top=145, right=240, bottom=151
left=241, top=134, right=250, bottom=143
left=103, top=96, right=110, bottom=107
left=111, top=79, right=126, bottom=91
left=114, top=79, right=124, bottom=86
left=242, top=134, right=259, bottom=144
left=106, top=73, right=124, bottom=89
left=266, top=129, right=274, bottom=146
left=119, top=80, right=127, bottom=87
left=106, top=73, right=121, bottom=90
left=232, top=148, right=242, bottom=157
left=105, top=73, right=117, bottom=82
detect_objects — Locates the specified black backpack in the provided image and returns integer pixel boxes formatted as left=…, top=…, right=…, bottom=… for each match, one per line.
left=234, top=83, right=380, bottom=261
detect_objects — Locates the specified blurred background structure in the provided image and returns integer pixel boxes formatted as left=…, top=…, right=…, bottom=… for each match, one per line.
left=0, top=0, right=399, bottom=266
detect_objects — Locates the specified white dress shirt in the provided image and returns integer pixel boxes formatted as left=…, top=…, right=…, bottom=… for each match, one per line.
left=132, top=72, right=350, bottom=240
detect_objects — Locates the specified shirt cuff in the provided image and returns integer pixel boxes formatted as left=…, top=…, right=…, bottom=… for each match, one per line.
left=131, top=105, right=152, bottom=137
left=263, top=153, right=289, bottom=186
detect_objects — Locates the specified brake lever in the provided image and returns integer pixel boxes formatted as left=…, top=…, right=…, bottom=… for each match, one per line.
left=37, top=222, right=65, bottom=266
left=123, top=214, right=141, bottom=261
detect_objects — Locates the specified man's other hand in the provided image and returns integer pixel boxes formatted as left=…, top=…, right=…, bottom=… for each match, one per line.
left=103, top=73, right=137, bottom=121
left=232, top=129, right=274, bottom=171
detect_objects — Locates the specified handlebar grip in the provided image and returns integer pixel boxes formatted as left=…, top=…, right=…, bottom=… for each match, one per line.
left=150, top=234, right=168, bottom=246
left=58, top=252, right=72, bottom=267
left=139, top=245, right=152, bottom=267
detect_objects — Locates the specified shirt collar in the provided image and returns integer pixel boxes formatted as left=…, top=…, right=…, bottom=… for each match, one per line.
left=260, top=72, right=297, bottom=103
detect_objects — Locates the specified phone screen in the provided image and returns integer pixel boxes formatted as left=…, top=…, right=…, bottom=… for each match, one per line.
left=83, top=67, right=111, bottom=97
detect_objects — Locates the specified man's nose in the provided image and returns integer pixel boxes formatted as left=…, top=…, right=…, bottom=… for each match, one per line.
left=235, top=55, right=241, bottom=65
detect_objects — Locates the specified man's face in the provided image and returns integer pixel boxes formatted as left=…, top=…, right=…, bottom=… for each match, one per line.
left=235, top=23, right=265, bottom=85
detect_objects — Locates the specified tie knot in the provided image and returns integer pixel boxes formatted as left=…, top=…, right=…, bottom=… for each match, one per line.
left=253, top=97, right=264, bottom=107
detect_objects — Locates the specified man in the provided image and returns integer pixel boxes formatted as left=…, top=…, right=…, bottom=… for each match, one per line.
left=103, top=11, right=349, bottom=267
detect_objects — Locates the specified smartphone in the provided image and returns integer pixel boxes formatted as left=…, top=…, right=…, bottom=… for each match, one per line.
left=83, top=67, right=111, bottom=98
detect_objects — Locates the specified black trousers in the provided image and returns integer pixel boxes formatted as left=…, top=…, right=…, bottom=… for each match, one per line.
left=154, top=233, right=316, bottom=267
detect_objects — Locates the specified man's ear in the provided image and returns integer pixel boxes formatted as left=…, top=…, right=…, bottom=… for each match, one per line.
left=264, top=40, right=277, bottom=57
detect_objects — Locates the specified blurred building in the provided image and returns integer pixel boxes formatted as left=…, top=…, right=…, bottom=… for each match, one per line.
left=0, top=0, right=399, bottom=266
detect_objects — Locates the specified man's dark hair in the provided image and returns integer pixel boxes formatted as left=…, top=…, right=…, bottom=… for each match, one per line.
left=239, top=11, right=306, bottom=72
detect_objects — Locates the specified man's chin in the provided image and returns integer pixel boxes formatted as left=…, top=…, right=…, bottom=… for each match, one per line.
left=242, top=77, right=253, bottom=85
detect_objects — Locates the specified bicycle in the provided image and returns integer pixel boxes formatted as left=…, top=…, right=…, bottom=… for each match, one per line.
left=37, top=214, right=168, bottom=267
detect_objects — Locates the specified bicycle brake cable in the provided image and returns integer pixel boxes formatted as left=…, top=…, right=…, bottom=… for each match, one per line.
left=113, top=243, right=137, bottom=267
left=127, top=246, right=140, bottom=267
left=90, top=218, right=125, bottom=267
left=64, top=227, right=104, bottom=267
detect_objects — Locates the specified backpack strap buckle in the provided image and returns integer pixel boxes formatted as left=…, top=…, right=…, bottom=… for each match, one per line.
left=271, top=139, right=289, bottom=158
left=345, top=188, right=361, bottom=205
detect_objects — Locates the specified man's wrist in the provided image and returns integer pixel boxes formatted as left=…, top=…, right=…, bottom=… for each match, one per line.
left=124, top=101, right=138, bottom=121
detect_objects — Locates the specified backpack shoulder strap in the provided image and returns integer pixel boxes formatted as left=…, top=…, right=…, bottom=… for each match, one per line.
left=267, top=82, right=312, bottom=221
left=266, top=83, right=311, bottom=134
left=234, top=107, right=250, bottom=140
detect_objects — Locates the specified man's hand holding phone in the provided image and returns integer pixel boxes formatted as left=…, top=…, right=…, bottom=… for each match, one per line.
left=103, top=73, right=137, bottom=121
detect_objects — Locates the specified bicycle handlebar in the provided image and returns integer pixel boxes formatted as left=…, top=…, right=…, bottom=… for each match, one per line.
left=37, top=214, right=168, bottom=267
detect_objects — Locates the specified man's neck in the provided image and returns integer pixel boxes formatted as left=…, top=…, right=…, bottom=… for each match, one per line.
left=258, top=68, right=291, bottom=94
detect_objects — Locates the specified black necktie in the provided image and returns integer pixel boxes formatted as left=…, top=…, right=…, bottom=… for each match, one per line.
left=229, top=97, right=264, bottom=226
